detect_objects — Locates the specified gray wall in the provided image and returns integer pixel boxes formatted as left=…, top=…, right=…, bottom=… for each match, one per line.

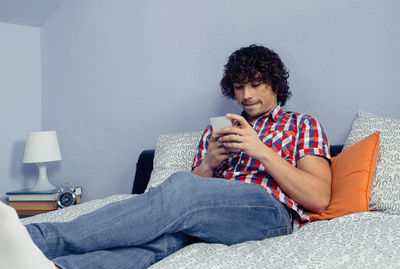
left=5, top=0, right=400, bottom=202
left=0, top=22, right=41, bottom=200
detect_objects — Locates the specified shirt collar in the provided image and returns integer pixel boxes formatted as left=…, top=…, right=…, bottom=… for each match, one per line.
left=241, top=105, right=282, bottom=124
left=271, top=105, right=282, bottom=122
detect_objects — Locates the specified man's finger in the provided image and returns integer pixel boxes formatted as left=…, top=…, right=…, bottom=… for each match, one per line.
left=221, top=142, right=244, bottom=151
left=210, top=132, right=224, bottom=142
left=226, top=113, right=251, bottom=128
left=216, top=126, right=244, bottom=137
left=219, top=134, right=243, bottom=143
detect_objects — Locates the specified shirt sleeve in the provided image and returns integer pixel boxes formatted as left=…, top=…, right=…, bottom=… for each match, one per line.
left=295, top=115, right=331, bottom=162
left=192, top=126, right=213, bottom=170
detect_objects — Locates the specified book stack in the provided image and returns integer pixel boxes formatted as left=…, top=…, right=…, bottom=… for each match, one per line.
left=6, top=187, right=82, bottom=218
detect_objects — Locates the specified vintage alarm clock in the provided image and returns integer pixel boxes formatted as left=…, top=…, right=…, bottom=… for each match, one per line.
left=57, top=184, right=77, bottom=208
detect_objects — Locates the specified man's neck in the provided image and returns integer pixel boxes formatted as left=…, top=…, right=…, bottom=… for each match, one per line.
left=242, top=106, right=278, bottom=125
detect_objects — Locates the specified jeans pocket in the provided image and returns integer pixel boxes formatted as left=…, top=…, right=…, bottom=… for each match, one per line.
left=264, top=225, right=292, bottom=239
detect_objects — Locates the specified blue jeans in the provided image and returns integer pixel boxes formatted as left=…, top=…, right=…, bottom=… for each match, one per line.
left=26, top=172, right=293, bottom=269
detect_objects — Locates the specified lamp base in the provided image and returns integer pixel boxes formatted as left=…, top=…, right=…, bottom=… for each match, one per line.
left=30, top=181, right=57, bottom=192
left=30, top=163, right=57, bottom=192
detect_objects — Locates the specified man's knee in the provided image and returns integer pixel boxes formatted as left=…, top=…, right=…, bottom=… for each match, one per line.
left=166, top=172, right=200, bottom=186
left=168, top=171, right=193, bottom=180
left=162, top=172, right=199, bottom=193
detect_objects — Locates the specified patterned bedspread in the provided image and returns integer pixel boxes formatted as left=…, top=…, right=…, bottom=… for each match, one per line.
left=22, top=194, right=400, bottom=268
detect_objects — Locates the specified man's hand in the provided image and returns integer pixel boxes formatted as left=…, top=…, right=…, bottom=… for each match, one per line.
left=216, top=113, right=267, bottom=160
left=192, top=131, right=236, bottom=177
left=203, top=133, right=236, bottom=170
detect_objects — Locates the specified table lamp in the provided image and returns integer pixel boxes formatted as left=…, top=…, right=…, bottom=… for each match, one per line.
left=23, top=131, right=62, bottom=191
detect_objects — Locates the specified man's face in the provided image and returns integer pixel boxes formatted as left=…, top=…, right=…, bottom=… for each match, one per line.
left=233, top=81, right=278, bottom=124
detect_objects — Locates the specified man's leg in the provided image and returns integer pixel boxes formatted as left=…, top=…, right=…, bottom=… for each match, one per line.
left=162, top=172, right=293, bottom=244
left=53, top=232, right=193, bottom=269
left=0, top=201, right=55, bottom=269
left=25, top=172, right=291, bottom=266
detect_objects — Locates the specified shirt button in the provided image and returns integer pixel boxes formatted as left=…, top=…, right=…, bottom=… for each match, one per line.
left=240, top=160, right=245, bottom=165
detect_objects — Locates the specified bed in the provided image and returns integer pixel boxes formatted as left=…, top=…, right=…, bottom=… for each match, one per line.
left=22, top=110, right=400, bottom=268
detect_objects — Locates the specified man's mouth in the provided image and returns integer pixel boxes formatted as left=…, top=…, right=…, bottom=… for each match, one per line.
left=242, top=102, right=259, bottom=107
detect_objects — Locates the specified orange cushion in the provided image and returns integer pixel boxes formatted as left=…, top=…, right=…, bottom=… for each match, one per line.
left=307, top=131, right=380, bottom=222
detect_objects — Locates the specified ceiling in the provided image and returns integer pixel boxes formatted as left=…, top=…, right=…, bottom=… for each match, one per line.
left=0, top=0, right=65, bottom=27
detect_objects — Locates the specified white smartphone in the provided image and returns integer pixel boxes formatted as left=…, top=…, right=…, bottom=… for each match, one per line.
left=210, top=116, right=233, bottom=131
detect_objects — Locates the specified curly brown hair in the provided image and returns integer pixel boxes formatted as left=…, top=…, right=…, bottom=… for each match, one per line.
left=220, top=45, right=291, bottom=106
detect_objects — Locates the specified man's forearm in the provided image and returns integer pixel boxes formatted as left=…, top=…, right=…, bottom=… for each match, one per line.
left=258, top=146, right=331, bottom=213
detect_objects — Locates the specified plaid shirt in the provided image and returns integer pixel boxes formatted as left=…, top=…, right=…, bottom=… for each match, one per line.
left=192, top=105, right=330, bottom=228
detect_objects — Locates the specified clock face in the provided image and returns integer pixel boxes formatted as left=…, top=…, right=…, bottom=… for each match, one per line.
left=59, top=192, right=75, bottom=207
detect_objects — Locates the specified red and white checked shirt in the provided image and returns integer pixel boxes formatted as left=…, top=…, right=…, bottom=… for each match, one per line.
left=192, top=105, right=331, bottom=228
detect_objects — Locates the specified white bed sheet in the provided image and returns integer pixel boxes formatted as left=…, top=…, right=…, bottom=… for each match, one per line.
left=22, top=194, right=400, bottom=268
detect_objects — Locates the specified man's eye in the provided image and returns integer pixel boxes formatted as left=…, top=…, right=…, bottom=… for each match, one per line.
left=252, top=83, right=261, bottom=88
left=234, top=86, right=244, bottom=90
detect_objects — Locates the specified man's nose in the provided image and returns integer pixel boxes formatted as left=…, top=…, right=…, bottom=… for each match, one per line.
left=243, top=85, right=253, bottom=99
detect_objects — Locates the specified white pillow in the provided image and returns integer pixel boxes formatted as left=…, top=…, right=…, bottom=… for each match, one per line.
left=146, top=131, right=203, bottom=191
left=344, top=110, right=400, bottom=214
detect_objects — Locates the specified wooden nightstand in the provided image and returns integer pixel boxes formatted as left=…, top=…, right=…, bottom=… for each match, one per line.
left=8, top=201, right=58, bottom=218
left=7, top=190, right=82, bottom=218
left=9, top=196, right=82, bottom=218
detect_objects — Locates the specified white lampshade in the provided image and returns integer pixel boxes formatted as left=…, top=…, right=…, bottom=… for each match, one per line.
left=23, top=131, right=62, bottom=163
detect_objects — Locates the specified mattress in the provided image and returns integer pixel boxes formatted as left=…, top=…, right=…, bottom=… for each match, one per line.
left=22, top=194, right=400, bottom=268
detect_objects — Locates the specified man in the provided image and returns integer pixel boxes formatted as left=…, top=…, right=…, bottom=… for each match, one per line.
left=0, top=45, right=331, bottom=269
left=193, top=45, right=332, bottom=225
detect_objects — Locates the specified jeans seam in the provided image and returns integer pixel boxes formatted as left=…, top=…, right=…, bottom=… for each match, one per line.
left=168, top=203, right=282, bottom=237
left=142, top=253, right=156, bottom=269
left=175, top=204, right=277, bottom=223
left=142, top=241, right=184, bottom=269
left=263, top=226, right=291, bottom=239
